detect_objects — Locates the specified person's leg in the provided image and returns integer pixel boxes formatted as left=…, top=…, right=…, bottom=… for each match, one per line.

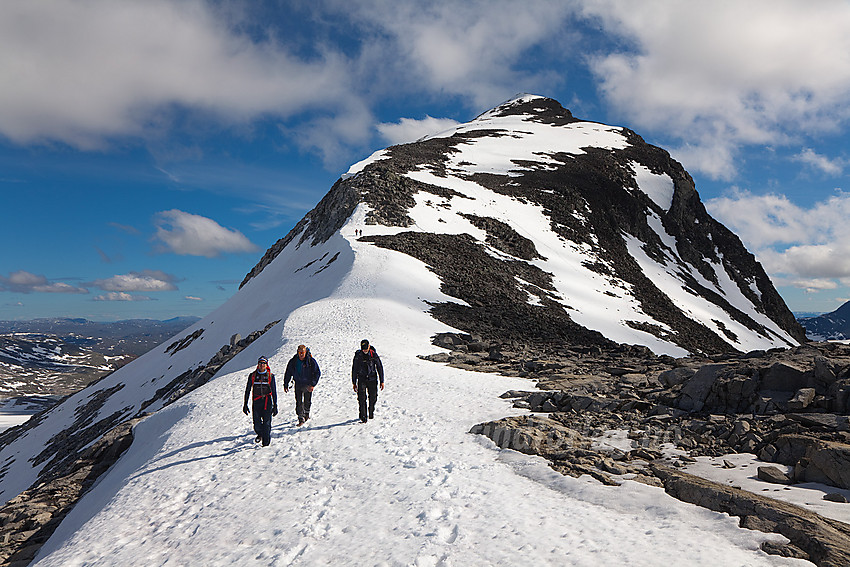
left=261, top=405, right=273, bottom=446
left=303, top=388, right=313, bottom=420
left=357, top=381, right=368, bottom=422
left=367, top=381, right=378, bottom=419
left=294, top=383, right=305, bottom=422
left=252, top=400, right=263, bottom=439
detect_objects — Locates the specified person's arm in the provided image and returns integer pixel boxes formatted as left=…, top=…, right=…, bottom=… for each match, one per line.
left=351, top=353, right=358, bottom=390
left=311, top=358, right=321, bottom=387
left=376, top=355, right=384, bottom=385
left=283, top=359, right=292, bottom=391
left=243, top=374, right=252, bottom=412
left=271, top=374, right=278, bottom=413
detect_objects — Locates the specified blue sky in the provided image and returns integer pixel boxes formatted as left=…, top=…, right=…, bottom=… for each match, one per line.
left=2, top=0, right=850, bottom=321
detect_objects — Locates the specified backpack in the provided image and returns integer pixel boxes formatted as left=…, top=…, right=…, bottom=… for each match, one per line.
left=251, top=370, right=273, bottom=400
left=364, top=348, right=378, bottom=380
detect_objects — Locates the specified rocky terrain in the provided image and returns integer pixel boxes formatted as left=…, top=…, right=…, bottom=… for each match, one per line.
left=420, top=333, right=850, bottom=565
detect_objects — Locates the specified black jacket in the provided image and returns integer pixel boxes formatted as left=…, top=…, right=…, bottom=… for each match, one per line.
left=284, top=350, right=321, bottom=389
left=352, top=347, right=384, bottom=386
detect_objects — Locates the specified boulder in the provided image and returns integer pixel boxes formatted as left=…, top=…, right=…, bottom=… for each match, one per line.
left=677, top=364, right=729, bottom=412
left=658, top=367, right=695, bottom=388
left=758, top=466, right=792, bottom=485
left=470, top=415, right=589, bottom=456
left=787, top=388, right=816, bottom=411
left=772, top=434, right=850, bottom=490
left=761, top=361, right=811, bottom=392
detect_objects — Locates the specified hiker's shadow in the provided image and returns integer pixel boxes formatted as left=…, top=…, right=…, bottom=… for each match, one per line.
left=130, top=434, right=249, bottom=479
left=274, top=418, right=361, bottom=435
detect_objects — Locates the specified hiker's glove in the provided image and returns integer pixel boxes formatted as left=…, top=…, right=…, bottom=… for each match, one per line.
left=242, top=404, right=249, bottom=415
left=272, top=405, right=278, bottom=416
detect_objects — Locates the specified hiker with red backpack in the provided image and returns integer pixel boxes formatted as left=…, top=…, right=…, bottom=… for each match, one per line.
left=243, top=356, right=278, bottom=446
left=352, top=339, right=384, bottom=423
left=283, top=344, right=321, bottom=426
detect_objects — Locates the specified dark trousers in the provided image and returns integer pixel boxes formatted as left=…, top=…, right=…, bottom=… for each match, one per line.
left=357, top=380, right=378, bottom=421
left=294, top=383, right=313, bottom=420
left=252, top=398, right=273, bottom=446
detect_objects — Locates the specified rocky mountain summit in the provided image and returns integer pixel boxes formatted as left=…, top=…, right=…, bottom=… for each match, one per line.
left=246, top=95, right=803, bottom=356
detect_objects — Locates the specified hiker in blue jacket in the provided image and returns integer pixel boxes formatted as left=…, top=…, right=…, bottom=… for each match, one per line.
left=352, top=339, right=384, bottom=423
left=242, top=356, right=278, bottom=446
left=283, top=344, right=321, bottom=426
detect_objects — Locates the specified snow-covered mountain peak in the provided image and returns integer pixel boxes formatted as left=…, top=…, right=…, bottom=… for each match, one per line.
left=247, top=95, right=803, bottom=358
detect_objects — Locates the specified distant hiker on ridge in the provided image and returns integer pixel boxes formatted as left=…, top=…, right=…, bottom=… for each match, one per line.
left=352, top=339, right=384, bottom=423
left=283, top=344, right=321, bottom=426
left=243, top=356, right=278, bottom=446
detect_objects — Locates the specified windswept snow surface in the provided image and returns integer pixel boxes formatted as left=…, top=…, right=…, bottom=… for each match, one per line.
left=29, top=216, right=805, bottom=567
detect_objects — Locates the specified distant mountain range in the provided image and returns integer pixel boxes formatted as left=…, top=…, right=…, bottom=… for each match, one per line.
left=799, top=302, right=850, bottom=340
left=0, top=317, right=200, bottom=402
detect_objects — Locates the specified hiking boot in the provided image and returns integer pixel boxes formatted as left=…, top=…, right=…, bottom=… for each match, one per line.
left=297, top=416, right=305, bottom=426
left=369, top=411, right=374, bottom=419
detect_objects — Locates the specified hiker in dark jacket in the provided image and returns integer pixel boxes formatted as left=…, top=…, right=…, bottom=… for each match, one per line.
left=352, top=339, right=384, bottom=423
left=283, top=344, right=321, bottom=426
left=243, top=356, right=278, bottom=446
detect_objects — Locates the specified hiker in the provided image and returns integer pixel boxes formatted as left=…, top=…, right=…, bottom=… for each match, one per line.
left=242, top=356, right=278, bottom=446
left=352, top=339, right=384, bottom=423
left=283, top=344, right=321, bottom=425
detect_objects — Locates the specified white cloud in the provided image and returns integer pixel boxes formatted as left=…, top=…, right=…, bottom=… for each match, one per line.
left=707, top=189, right=850, bottom=288
left=153, top=210, right=257, bottom=257
left=0, top=0, right=351, bottom=148
left=94, top=292, right=153, bottom=302
left=793, top=148, right=846, bottom=176
left=377, top=116, right=461, bottom=145
left=580, top=0, right=850, bottom=179
left=184, top=296, right=204, bottom=301
left=90, top=270, right=179, bottom=292
left=0, top=271, right=88, bottom=294
left=335, top=1, right=578, bottom=109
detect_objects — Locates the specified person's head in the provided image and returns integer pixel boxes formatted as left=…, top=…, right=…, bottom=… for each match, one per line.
left=360, top=339, right=369, bottom=352
left=257, top=356, right=268, bottom=371
left=297, top=344, right=307, bottom=360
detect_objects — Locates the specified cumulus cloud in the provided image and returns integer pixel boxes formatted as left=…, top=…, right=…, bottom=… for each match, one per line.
left=336, top=1, right=578, bottom=109
left=0, top=0, right=350, bottom=148
left=0, top=1, right=581, bottom=159
left=90, top=270, right=179, bottom=292
left=793, top=148, right=846, bottom=176
left=153, top=210, right=258, bottom=257
left=377, top=116, right=461, bottom=145
left=0, top=271, right=88, bottom=294
left=94, top=292, right=153, bottom=301
left=707, top=189, right=850, bottom=289
left=580, top=0, right=850, bottom=179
